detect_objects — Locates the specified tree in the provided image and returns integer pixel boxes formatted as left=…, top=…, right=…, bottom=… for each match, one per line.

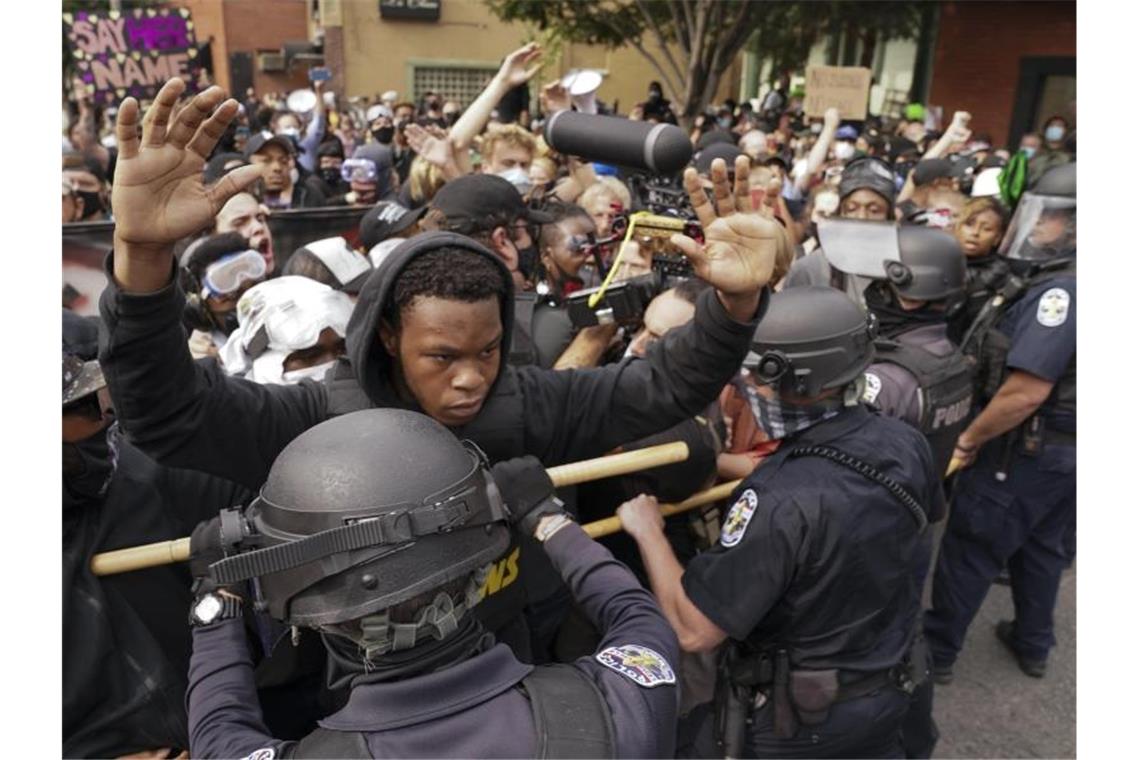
left=484, top=1, right=922, bottom=123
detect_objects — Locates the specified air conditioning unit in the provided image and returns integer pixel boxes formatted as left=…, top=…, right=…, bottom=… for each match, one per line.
left=258, top=52, right=286, bottom=72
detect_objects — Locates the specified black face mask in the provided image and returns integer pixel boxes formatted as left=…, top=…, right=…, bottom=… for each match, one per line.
left=319, top=167, right=343, bottom=186
left=372, top=126, right=395, bottom=145
left=63, top=422, right=120, bottom=504
left=864, top=282, right=946, bottom=338
left=444, top=112, right=460, bottom=127
left=212, top=308, right=240, bottom=336
left=78, top=190, right=105, bottom=218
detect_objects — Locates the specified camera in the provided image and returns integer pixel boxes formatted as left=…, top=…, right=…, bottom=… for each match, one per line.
left=567, top=272, right=663, bottom=329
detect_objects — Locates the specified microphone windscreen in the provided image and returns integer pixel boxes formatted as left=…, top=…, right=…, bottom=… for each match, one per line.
left=544, top=111, right=692, bottom=175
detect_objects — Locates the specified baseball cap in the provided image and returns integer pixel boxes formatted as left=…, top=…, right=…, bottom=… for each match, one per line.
left=912, top=158, right=955, bottom=186
left=366, top=104, right=394, bottom=123
left=838, top=156, right=898, bottom=205
left=429, top=174, right=555, bottom=233
left=62, top=353, right=106, bottom=406
left=243, top=131, right=296, bottom=161
left=291, top=237, right=373, bottom=294
left=758, top=152, right=789, bottom=172
left=359, top=201, right=428, bottom=250
left=694, top=143, right=744, bottom=176
left=696, top=129, right=737, bottom=151
left=835, top=125, right=859, bottom=141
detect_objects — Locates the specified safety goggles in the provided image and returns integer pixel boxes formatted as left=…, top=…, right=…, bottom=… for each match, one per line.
left=567, top=234, right=596, bottom=254
left=341, top=158, right=379, bottom=183
left=202, top=249, right=267, bottom=298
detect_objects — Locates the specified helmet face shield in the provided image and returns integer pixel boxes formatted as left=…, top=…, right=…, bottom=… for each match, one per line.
left=999, top=194, right=1076, bottom=262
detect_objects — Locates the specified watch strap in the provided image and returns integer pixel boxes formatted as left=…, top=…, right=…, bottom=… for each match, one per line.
left=190, top=593, right=245, bottom=626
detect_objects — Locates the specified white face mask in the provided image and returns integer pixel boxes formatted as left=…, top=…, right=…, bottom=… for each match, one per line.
left=278, top=126, right=301, bottom=140
left=833, top=141, right=856, bottom=161
left=497, top=166, right=532, bottom=195
left=281, top=359, right=337, bottom=385
left=1044, top=125, right=1065, bottom=143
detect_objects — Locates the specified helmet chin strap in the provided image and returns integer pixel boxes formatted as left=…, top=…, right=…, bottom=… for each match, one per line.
left=357, top=566, right=489, bottom=662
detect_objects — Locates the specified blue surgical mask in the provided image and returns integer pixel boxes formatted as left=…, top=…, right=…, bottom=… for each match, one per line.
left=718, top=116, right=733, bottom=129
left=1044, top=125, right=1065, bottom=143
left=497, top=166, right=532, bottom=195
left=1022, top=146, right=1037, bottom=159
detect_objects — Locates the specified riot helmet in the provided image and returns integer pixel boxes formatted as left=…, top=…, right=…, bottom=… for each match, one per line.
left=884, top=226, right=967, bottom=302
left=745, top=287, right=877, bottom=398
left=999, top=162, right=1075, bottom=264
left=209, top=409, right=509, bottom=633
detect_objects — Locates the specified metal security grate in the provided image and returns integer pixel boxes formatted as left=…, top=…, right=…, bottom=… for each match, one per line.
left=412, top=65, right=499, bottom=108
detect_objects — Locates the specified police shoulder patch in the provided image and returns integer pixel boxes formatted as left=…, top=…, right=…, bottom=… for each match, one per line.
left=719, top=488, right=759, bottom=547
left=596, top=644, right=676, bottom=687
left=862, top=372, right=883, bottom=404
left=244, top=748, right=275, bottom=760
left=1036, top=287, right=1070, bottom=327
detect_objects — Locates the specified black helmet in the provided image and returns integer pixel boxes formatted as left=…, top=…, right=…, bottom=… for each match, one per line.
left=746, top=287, right=877, bottom=397
left=1031, top=161, right=1075, bottom=198
left=999, top=162, right=1076, bottom=263
left=838, top=156, right=898, bottom=209
left=210, top=409, right=509, bottom=628
left=883, top=226, right=967, bottom=302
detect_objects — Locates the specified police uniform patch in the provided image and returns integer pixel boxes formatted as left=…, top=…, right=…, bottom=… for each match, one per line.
left=244, top=748, right=275, bottom=760
left=1036, top=288, right=1070, bottom=327
left=862, top=372, right=883, bottom=404
left=719, top=488, right=758, bottom=547
left=596, top=644, right=676, bottom=687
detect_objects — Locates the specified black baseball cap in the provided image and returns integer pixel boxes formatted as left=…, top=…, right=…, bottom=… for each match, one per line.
left=694, top=143, right=744, bottom=176
left=243, top=131, right=297, bottom=161
left=912, top=158, right=955, bottom=186
left=758, top=152, right=789, bottom=173
left=359, top=201, right=428, bottom=250
left=429, top=174, right=554, bottom=234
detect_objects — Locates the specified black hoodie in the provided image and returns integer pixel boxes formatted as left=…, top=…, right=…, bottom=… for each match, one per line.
left=100, top=230, right=765, bottom=643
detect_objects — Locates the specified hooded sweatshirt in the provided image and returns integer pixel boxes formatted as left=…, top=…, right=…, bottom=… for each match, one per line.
left=99, top=230, right=765, bottom=643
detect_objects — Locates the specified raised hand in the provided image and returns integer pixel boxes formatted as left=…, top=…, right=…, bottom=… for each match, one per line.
left=540, top=80, right=571, bottom=116
left=670, top=154, right=790, bottom=320
left=496, top=42, right=543, bottom=89
left=112, top=78, right=261, bottom=251
left=404, top=122, right=462, bottom=179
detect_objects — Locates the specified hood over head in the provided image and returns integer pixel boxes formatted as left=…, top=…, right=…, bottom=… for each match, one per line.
left=344, top=231, right=516, bottom=410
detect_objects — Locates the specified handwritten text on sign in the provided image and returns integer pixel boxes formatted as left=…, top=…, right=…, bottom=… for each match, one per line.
left=64, top=7, right=200, bottom=105
left=803, top=66, right=872, bottom=121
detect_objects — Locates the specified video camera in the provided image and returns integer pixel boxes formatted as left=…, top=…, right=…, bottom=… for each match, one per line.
left=567, top=272, right=662, bottom=329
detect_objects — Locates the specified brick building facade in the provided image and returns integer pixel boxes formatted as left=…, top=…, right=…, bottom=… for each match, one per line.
left=927, top=1, right=1075, bottom=147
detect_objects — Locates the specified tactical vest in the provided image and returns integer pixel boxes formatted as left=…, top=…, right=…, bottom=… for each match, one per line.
left=959, top=259, right=1076, bottom=425
left=281, top=663, right=616, bottom=759
left=871, top=337, right=974, bottom=476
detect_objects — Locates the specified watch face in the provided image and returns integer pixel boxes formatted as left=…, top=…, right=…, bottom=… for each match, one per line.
left=195, top=594, right=223, bottom=623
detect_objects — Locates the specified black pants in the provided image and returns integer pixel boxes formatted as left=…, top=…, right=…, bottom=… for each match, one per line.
left=678, top=686, right=910, bottom=759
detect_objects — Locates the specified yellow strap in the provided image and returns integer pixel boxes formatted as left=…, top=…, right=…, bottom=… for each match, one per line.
left=588, top=211, right=649, bottom=309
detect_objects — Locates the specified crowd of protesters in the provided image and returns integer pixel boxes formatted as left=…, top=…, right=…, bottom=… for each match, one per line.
left=63, top=39, right=1075, bottom=759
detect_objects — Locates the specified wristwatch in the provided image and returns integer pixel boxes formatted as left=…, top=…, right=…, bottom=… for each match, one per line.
left=190, top=591, right=244, bottom=627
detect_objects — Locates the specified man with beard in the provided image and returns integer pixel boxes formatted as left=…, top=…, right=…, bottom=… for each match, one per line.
left=244, top=131, right=327, bottom=209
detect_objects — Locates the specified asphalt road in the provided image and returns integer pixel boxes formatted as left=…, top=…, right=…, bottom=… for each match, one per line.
left=930, top=565, right=1076, bottom=759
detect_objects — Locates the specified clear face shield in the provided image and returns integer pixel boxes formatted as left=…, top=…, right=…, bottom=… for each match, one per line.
left=999, top=194, right=1076, bottom=262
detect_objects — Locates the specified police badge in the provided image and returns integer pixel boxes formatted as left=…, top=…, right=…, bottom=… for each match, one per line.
left=719, top=488, right=759, bottom=547
left=596, top=644, right=676, bottom=687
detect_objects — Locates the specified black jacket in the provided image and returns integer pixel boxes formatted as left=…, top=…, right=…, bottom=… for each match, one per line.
left=99, top=230, right=763, bottom=488
left=64, top=439, right=251, bottom=758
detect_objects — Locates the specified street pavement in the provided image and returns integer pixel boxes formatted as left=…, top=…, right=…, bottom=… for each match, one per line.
left=931, top=565, right=1076, bottom=758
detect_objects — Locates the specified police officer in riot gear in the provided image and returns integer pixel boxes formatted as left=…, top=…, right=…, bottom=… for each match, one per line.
left=862, top=225, right=973, bottom=476
left=619, top=287, right=943, bottom=758
left=187, top=409, right=681, bottom=759
left=925, top=162, right=1076, bottom=682
left=783, top=156, right=899, bottom=301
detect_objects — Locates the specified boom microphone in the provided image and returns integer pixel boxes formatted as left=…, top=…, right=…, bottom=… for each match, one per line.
left=544, top=110, right=693, bottom=175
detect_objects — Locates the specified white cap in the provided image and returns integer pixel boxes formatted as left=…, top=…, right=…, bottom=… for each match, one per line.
left=971, top=166, right=1003, bottom=197
left=368, top=238, right=405, bottom=269
left=381, top=90, right=398, bottom=104
left=366, top=104, right=394, bottom=123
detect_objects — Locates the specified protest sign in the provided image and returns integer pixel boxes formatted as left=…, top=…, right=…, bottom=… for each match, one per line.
left=64, top=7, right=202, bottom=105
left=804, top=65, right=872, bottom=121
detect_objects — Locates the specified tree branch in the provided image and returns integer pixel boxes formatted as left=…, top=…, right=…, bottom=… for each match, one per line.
left=666, top=0, right=690, bottom=53
left=633, top=0, right=685, bottom=87
left=594, top=14, right=682, bottom=101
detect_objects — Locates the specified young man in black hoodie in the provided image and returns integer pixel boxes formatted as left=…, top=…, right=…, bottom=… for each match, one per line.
left=100, top=79, right=786, bottom=657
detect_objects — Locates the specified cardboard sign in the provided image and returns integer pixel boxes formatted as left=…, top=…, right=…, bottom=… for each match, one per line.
left=63, top=7, right=201, bottom=105
left=804, top=66, right=872, bottom=121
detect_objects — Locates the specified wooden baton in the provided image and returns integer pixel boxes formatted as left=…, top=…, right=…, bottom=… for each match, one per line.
left=90, top=441, right=691, bottom=577
left=582, top=479, right=743, bottom=540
